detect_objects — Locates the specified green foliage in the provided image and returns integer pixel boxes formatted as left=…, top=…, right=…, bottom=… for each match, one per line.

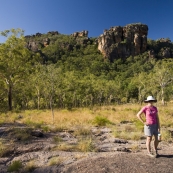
left=7, top=160, right=23, bottom=172
left=1, top=28, right=173, bottom=112
left=93, top=116, right=112, bottom=126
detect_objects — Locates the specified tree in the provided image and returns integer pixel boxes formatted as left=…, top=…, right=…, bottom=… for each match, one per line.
left=152, top=59, right=173, bottom=105
left=40, top=64, right=62, bottom=123
left=132, top=72, right=150, bottom=104
left=0, top=29, right=32, bottom=110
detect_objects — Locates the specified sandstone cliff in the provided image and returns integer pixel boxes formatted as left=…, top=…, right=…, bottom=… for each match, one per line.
left=97, top=23, right=148, bottom=61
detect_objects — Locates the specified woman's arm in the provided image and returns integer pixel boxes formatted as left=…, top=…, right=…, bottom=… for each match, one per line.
left=136, top=110, right=145, bottom=125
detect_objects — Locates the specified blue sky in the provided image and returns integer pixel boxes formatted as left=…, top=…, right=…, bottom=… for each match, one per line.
left=0, top=0, right=173, bottom=42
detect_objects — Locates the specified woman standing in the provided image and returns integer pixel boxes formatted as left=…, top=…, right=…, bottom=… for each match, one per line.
left=136, top=96, right=160, bottom=157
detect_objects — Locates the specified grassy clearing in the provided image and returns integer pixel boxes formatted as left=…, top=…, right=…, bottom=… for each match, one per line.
left=0, top=103, right=173, bottom=142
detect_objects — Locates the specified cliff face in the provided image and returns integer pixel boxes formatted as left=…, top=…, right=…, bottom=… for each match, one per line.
left=97, top=23, right=148, bottom=61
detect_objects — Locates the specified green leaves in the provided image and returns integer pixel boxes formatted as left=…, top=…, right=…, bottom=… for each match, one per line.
left=0, top=29, right=34, bottom=110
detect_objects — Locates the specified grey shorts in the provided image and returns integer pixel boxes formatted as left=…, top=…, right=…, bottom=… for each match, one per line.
left=144, top=124, right=158, bottom=136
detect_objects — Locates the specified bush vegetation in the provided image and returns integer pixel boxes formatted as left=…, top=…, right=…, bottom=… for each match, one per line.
left=0, top=29, right=173, bottom=112
left=7, top=160, right=23, bottom=172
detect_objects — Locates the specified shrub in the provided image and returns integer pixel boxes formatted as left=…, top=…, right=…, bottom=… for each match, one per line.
left=48, top=156, right=63, bottom=166
left=78, top=138, right=95, bottom=152
left=25, top=160, right=37, bottom=172
left=7, top=160, right=23, bottom=172
left=93, top=116, right=112, bottom=126
left=73, top=126, right=91, bottom=136
left=53, top=136, right=63, bottom=144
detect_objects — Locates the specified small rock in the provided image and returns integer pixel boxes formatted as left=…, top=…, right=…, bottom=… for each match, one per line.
left=117, top=147, right=130, bottom=152
left=31, top=130, right=44, bottom=137
left=114, top=139, right=128, bottom=144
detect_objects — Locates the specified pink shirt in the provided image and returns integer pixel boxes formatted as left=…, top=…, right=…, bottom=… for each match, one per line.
left=141, top=106, right=158, bottom=125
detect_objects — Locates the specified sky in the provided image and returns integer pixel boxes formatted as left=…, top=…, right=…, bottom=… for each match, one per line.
left=0, top=0, right=173, bottom=42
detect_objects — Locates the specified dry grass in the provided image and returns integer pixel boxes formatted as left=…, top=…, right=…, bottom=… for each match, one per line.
left=53, top=143, right=78, bottom=152
left=130, top=144, right=141, bottom=152
left=161, top=129, right=173, bottom=142
left=24, top=160, right=37, bottom=172
left=113, top=129, right=142, bottom=141
left=0, top=139, right=14, bottom=157
left=48, top=156, right=64, bottom=166
left=73, top=126, right=92, bottom=136
left=0, top=140, right=8, bottom=157
left=1, top=103, right=173, bottom=140
left=53, top=138, right=95, bottom=152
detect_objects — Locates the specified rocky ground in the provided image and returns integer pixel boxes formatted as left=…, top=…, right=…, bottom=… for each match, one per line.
left=0, top=123, right=173, bottom=173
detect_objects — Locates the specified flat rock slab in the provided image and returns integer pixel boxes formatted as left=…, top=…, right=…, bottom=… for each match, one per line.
left=62, top=151, right=173, bottom=173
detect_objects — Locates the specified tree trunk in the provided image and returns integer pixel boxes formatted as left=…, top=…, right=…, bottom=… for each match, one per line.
left=50, top=96, right=54, bottom=124
left=8, top=85, right=12, bottom=111
left=161, top=87, right=165, bottom=105
left=37, top=89, right=40, bottom=110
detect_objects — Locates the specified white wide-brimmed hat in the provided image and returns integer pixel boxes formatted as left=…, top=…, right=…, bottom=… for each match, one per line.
left=144, top=96, right=157, bottom=103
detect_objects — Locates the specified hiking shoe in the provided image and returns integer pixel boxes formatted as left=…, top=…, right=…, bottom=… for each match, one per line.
left=153, top=151, right=159, bottom=158
left=147, top=152, right=155, bottom=158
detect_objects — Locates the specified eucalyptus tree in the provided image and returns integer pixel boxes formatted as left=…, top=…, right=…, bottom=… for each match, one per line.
left=131, top=72, right=152, bottom=104
left=40, top=64, right=62, bottom=123
left=0, top=29, right=32, bottom=110
left=152, top=59, right=173, bottom=105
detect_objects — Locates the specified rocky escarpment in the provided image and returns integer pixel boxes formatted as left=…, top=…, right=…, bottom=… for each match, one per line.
left=24, top=25, right=173, bottom=62
left=25, top=31, right=58, bottom=52
left=97, top=23, right=148, bottom=61
left=25, top=30, right=90, bottom=54
left=71, top=30, right=88, bottom=38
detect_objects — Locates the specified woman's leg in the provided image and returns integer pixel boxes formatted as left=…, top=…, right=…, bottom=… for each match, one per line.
left=146, top=136, right=152, bottom=153
left=154, top=134, right=159, bottom=154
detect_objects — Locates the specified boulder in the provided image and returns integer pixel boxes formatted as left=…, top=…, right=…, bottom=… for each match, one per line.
left=27, top=41, right=39, bottom=52
left=71, top=30, right=88, bottom=37
left=148, top=50, right=155, bottom=58
left=31, top=130, right=44, bottom=137
left=43, top=38, right=50, bottom=47
left=47, top=31, right=59, bottom=35
left=162, top=48, right=171, bottom=58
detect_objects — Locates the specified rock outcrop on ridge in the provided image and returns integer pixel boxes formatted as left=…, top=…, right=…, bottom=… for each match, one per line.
left=23, top=24, right=173, bottom=62
left=97, top=23, right=148, bottom=61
